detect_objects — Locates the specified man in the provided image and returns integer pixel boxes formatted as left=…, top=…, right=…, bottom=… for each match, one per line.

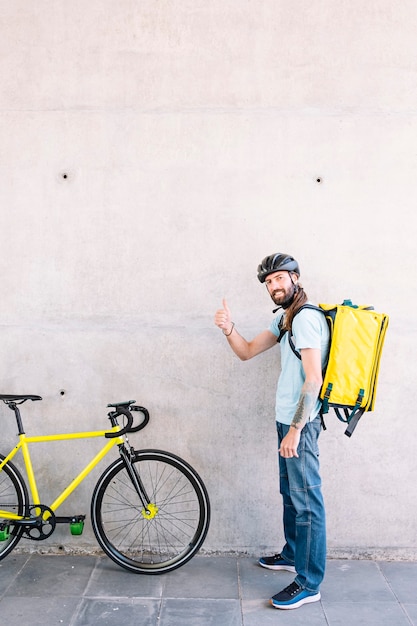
left=214, top=253, right=329, bottom=610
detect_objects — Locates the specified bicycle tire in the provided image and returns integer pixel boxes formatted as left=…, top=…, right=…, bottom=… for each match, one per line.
left=0, top=454, right=28, bottom=560
left=91, top=449, right=210, bottom=574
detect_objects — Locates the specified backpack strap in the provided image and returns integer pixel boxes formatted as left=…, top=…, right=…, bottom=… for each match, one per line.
left=344, top=407, right=365, bottom=437
left=277, top=316, right=287, bottom=344
left=277, top=304, right=324, bottom=360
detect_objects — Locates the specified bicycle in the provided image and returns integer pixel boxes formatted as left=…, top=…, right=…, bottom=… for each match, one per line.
left=0, top=394, right=210, bottom=574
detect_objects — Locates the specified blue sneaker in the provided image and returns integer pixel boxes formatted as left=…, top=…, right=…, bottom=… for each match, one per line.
left=258, top=553, right=296, bottom=573
left=270, top=581, right=321, bottom=610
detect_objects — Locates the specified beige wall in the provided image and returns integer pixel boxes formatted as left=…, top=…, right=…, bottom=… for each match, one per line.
left=0, top=1, right=416, bottom=559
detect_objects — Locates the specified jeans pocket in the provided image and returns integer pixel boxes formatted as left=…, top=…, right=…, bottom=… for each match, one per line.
left=302, top=419, right=321, bottom=456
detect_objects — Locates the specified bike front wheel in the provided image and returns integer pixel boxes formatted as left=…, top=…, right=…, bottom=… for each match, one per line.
left=91, top=449, right=210, bottom=574
left=0, top=455, right=28, bottom=560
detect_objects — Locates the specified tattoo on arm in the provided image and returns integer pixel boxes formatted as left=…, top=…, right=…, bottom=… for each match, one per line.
left=291, top=381, right=321, bottom=430
left=292, top=396, right=305, bottom=428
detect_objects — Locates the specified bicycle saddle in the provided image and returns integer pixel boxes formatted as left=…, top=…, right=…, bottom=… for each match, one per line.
left=0, top=394, right=42, bottom=402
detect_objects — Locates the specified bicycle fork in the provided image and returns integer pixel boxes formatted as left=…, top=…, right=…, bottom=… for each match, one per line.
left=118, top=445, right=159, bottom=520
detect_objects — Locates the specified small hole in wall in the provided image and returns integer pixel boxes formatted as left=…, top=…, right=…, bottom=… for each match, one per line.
left=57, top=170, right=74, bottom=183
left=60, top=390, right=65, bottom=396
left=316, top=177, right=323, bottom=184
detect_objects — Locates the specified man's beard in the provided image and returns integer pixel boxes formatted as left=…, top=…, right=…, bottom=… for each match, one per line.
left=270, top=284, right=297, bottom=309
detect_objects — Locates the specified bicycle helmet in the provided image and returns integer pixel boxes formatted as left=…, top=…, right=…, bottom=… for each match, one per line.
left=257, top=253, right=300, bottom=283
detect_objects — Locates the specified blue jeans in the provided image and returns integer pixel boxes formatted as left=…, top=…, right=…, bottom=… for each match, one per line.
left=277, top=418, right=326, bottom=592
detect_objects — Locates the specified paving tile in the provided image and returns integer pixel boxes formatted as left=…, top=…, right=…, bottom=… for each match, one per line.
left=321, top=559, right=395, bottom=603
left=242, top=598, right=328, bottom=625
left=75, top=598, right=160, bottom=625
left=379, top=561, right=417, bottom=604
left=160, top=598, right=242, bottom=626
left=0, top=595, right=80, bottom=624
left=0, top=554, right=30, bottom=595
left=323, top=601, right=411, bottom=625
left=3, top=554, right=96, bottom=597
left=86, top=556, right=164, bottom=598
left=163, top=556, right=239, bottom=599
left=238, top=555, right=295, bottom=600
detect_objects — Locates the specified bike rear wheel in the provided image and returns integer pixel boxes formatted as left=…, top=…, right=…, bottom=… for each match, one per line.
left=0, top=455, right=28, bottom=560
left=91, top=449, right=210, bottom=574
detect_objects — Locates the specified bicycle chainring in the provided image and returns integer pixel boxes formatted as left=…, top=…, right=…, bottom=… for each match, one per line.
left=23, top=505, right=56, bottom=541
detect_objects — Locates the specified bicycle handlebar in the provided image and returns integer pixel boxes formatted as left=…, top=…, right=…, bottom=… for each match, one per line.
left=105, top=404, right=150, bottom=438
left=129, top=405, right=150, bottom=432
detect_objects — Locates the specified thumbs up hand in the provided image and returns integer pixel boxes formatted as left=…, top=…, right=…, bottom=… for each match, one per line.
left=214, top=299, right=234, bottom=335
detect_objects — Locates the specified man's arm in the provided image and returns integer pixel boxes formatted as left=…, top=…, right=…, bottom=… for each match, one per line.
left=279, top=347, right=322, bottom=458
left=214, top=298, right=277, bottom=360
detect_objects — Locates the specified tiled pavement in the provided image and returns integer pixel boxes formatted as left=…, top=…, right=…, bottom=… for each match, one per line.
left=0, top=553, right=416, bottom=625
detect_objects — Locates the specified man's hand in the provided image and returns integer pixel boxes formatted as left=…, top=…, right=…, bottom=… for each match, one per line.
left=214, top=298, right=234, bottom=335
left=279, top=427, right=301, bottom=458
left=214, top=299, right=277, bottom=360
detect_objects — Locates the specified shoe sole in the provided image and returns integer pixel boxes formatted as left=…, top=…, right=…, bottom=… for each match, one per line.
left=270, top=591, right=321, bottom=610
left=259, top=561, right=296, bottom=573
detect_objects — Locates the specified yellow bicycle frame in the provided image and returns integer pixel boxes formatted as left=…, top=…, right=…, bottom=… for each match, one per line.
left=0, top=425, right=124, bottom=521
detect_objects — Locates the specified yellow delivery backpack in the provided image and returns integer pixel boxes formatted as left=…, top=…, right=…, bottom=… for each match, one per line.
left=286, top=300, right=389, bottom=437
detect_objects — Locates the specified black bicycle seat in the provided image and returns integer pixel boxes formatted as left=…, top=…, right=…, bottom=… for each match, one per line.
left=0, top=394, right=42, bottom=403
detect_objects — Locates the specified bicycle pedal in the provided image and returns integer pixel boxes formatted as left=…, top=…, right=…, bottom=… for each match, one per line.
left=0, top=524, right=10, bottom=541
left=70, top=516, right=85, bottom=536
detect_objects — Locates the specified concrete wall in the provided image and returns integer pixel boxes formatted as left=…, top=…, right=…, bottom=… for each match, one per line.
left=0, top=1, right=416, bottom=559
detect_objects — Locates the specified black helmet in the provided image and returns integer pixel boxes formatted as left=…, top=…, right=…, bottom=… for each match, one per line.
left=257, top=253, right=300, bottom=283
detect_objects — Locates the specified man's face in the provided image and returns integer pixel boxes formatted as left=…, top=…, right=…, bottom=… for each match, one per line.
left=265, top=271, right=297, bottom=307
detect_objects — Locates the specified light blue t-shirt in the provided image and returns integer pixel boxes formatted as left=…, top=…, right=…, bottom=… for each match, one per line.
left=269, top=304, right=330, bottom=426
